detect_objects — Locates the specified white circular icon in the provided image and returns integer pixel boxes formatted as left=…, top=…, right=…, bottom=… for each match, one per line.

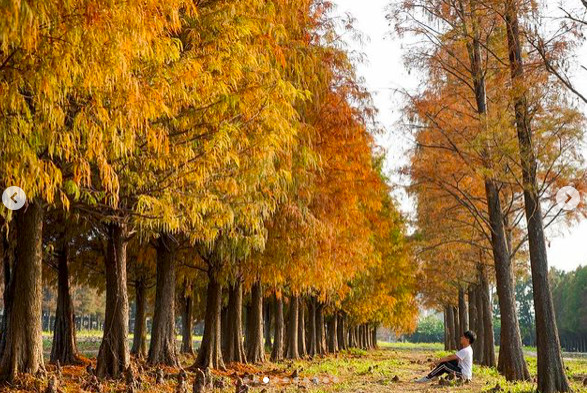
left=262, top=376, right=269, bottom=384
left=556, top=186, right=581, bottom=211
left=2, top=186, right=26, bottom=211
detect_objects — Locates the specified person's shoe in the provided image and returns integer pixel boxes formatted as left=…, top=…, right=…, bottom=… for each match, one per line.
left=415, top=377, right=431, bottom=383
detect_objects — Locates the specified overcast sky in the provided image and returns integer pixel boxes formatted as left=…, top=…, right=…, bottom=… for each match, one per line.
left=332, top=0, right=587, bottom=272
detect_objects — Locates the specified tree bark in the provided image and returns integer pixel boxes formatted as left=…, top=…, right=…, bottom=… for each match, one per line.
left=468, top=285, right=482, bottom=364
left=458, top=286, right=469, bottom=333
left=452, top=305, right=460, bottom=349
left=148, top=233, right=178, bottom=366
left=270, top=295, right=284, bottom=361
left=0, top=223, right=14, bottom=356
left=298, top=300, right=307, bottom=357
left=504, top=1, right=570, bottom=391
left=443, top=308, right=449, bottom=351
left=445, top=306, right=456, bottom=350
left=245, top=282, right=265, bottom=363
left=0, top=229, right=12, bottom=356
left=264, top=300, right=272, bottom=349
left=372, top=326, right=378, bottom=349
left=50, top=222, right=80, bottom=365
left=244, top=302, right=252, bottom=349
left=315, top=301, right=326, bottom=355
left=479, top=265, right=496, bottom=367
left=0, top=201, right=44, bottom=381
left=474, top=282, right=486, bottom=363
left=221, top=306, right=229, bottom=356
left=96, top=222, right=130, bottom=379
left=362, top=325, right=369, bottom=349
left=285, top=295, right=299, bottom=359
left=337, top=313, right=347, bottom=350
left=486, top=180, right=529, bottom=380
left=194, top=272, right=225, bottom=370
left=327, top=316, right=338, bottom=353
left=131, top=278, right=148, bottom=358
left=307, top=298, right=317, bottom=356
left=224, top=281, right=246, bottom=363
left=181, top=281, right=194, bottom=355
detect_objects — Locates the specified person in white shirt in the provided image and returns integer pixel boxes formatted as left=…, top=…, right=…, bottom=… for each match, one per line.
left=415, top=330, right=476, bottom=383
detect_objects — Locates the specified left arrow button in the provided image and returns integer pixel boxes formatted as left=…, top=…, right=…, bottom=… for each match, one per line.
left=2, top=187, right=26, bottom=211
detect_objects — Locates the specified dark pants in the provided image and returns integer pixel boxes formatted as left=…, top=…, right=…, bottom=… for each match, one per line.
left=426, top=359, right=462, bottom=379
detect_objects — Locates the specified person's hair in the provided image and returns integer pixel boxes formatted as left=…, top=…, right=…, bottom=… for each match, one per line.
left=463, top=330, right=476, bottom=344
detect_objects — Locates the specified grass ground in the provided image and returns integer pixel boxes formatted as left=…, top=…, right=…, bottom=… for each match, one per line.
left=5, top=341, right=587, bottom=392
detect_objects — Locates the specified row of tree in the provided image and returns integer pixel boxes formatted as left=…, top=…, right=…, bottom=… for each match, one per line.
left=0, top=0, right=418, bottom=383
left=395, top=0, right=586, bottom=392
left=494, top=268, right=587, bottom=352
left=551, top=266, right=587, bottom=352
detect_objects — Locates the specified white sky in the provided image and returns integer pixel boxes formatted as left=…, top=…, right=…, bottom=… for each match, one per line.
left=333, top=0, right=587, bottom=272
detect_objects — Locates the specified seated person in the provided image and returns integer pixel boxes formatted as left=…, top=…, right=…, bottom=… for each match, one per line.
left=415, top=330, right=475, bottom=383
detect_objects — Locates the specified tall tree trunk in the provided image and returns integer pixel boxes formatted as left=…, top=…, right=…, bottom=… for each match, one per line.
left=337, top=313, right=347, bottom=351
left=221, top=307, right=229, bottom=355
left=298, top=300, right=307, bottom=357
left=285, top=295, right=299, bottom=359
left=0, top=227, right=13, bottom=356
left=327, top=316, right=338, bottom=353
left=474, top=282, right=486, bottom=363
left=96, top=222, right=130, bottom=379
left=264, top=300, right=272, bottom=349
left=443, top=308, right=449, bottom=351
left=445, top=306, right=456, bottom=350
left=479, top=265, right=496, bottom=367
left=468, top=285, right=482, bottom=364
left=246, top=282, right=265, bottom=363
left=372, top=326, right=378, bottom=349
left=194, top=272, right=225, bottom=370
left=452, top=305, right=460, bottom=349
left=486, top=180, right=529, bottom=380
left=51, top=222, right=80, bottom=365
left=148, top=233, right=178, bottom=366
left=458, top=286, right=469, bottom=333
left=504, top=1, right=570, bottom=391
left=224, top=281, right=246, bottom=363
left=462, top=2, right=529, bottom=379
left=307, top=298, right=317, bottom=356
left=315, top=301, right=326, bottom=355
left=362, top=325, right=368, bottom=349
left=468, top=0, right=530, bottom=381
left=181, top=281, right=194, bottom=355
left=359, top=326, right=364, bottom=349
left=0, top=201, right=44, bottom=381
left=131, top=278, right=147, bottom=358
left=244, top=303, right=252, bottom=349
left=271, top=295, right=284, bottom=361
